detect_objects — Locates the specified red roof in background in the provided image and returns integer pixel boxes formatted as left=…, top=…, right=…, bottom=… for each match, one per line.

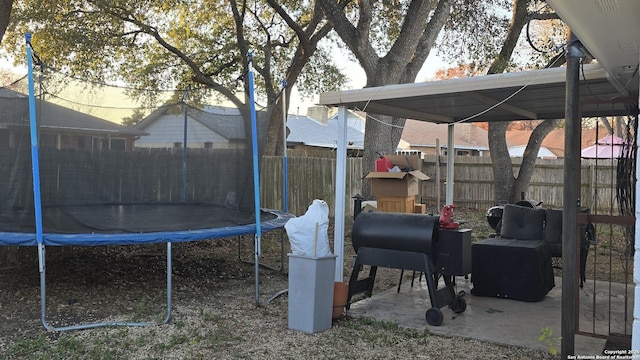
left=505, top=127, right=617, bottom=159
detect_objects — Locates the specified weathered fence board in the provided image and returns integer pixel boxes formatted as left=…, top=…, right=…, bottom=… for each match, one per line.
left=260, top=155, right=621, bottom=215
left=260, top=157, right=362, bottom=216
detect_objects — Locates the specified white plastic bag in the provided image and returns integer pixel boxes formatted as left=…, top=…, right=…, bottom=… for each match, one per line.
left=284, top=199, right=332, bottom=257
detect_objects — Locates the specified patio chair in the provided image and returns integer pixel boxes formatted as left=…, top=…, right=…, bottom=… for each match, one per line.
left=543, top=208, right=595, bottom=287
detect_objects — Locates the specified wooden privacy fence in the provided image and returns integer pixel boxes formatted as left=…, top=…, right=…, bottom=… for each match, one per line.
left=260, top=155, right=621, bottom=216
left=260, top=156, right=363, bottom=217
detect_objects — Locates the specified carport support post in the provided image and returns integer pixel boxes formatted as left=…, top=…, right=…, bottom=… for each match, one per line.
left=633, top=53, right=640, bottom=352
left=446, top=124, right=455, bottom=205
left=561, top=32, right=582, bottom=359
left=333, top=106, right=348, bottom=282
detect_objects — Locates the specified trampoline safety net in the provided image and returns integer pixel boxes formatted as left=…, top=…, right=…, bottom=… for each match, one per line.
left=0, top=86, right=273, bottom=236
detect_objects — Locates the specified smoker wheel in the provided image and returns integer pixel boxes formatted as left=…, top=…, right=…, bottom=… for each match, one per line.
left=425, top=307, right=443, bottom=326
left=449, top=296, right=467, bottom=314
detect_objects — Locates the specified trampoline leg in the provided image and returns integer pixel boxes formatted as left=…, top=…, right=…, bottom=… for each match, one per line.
left=162, top=242, right=173, bottom=324
left=238, top=229, right=286, bottom=272
left=251, top=230, right=289, bottom=306
left=255, top=234, right=260, bottom=307
left=38, top=242, right=173, bottom=332
left=38, top=243, right=53, bottom=331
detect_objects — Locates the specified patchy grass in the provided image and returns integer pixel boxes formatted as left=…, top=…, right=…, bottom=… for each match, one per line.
left=0, top=208, right=561, bottom=359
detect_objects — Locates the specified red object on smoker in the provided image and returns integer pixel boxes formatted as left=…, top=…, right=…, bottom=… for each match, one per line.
left=439, top=204, right=459, bottom=230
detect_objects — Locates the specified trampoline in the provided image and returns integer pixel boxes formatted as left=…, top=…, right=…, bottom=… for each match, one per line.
left=0, top=36, right=293, bottom=331
left=0, top=204, right=291, bottom=246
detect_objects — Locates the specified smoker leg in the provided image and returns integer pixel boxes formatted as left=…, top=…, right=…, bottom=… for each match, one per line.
left=346, top=256, right=378, bottom=310
left=422, top=257, right=443, bottom=308
left=423, top=257, right=466, bottom=326
left=422, top=256, right=448, bottom=326
left=424, top=275, right=466, bottom=325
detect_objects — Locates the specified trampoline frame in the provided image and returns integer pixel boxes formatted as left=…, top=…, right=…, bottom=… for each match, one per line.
left=32, top=211, right=290, bottom=332
left=14, top=36, right=293, bottom=332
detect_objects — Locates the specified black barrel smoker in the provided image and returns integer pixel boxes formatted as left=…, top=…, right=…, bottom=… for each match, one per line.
left=348, top=212, right=471, bottom=326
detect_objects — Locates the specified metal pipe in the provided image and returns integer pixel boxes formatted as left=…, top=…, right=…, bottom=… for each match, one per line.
left=445, top=124, right=455, bottom=205
left=182, top=88, right=189, bottom=201
left=334, top=106, right=348, bottom=282
left=247, top=53, right=263, bottom=306
left=281, top=80, right=288, bottom=213
left=353, top=194, right=364, bottom=219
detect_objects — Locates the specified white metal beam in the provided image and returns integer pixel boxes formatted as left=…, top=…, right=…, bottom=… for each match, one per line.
left=446, top=124, right=455, bottom=205
left=333, top=106, right=348, bottom=282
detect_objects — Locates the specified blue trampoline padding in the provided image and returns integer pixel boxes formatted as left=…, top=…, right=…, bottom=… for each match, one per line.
left=0, top=209, right=293, bottom=246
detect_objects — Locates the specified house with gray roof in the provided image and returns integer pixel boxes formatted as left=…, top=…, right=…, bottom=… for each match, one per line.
left=287, top=107, right=492, bottom=158
left=401, top=119, right=490, bottom=157
left=0, top=88, right=146, bottom=151
left=286, top=107, right=366, bottom=156
left=135, top=105, right=268, bottom=149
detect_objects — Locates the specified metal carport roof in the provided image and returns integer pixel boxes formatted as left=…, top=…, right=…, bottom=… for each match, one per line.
left=319, top=63, right=634, bottom=124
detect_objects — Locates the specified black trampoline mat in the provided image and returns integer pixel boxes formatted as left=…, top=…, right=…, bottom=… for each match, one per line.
left=1, top=203, right=276, bottom=234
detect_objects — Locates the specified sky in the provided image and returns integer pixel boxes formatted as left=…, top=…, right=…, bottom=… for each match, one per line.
left=289, top=45, right=446, bottom=113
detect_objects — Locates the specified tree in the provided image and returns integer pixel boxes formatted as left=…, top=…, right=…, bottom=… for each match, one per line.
left=4, top=0, right=346, bottom=155
left=479, top=0, right=564, bottom=203
left=323, top=0, right=566, bottom=203
left=121, top=108, right=146, bottom=127
left=435, top=0, right=567, bottom=203
left=0, top=0, right=13, bottom=44
left=320, top=0, right=454, bottom=197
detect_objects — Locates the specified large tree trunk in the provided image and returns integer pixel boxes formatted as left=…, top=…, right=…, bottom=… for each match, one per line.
left=0, top=0, right=13, bottom=44
left=488, top=121, right=515, bottom=204
left=489, top=119, right=560, bottom=204
left=486, top=0, right=562, bottom=204
left=262, top=0, right=333, bottom=156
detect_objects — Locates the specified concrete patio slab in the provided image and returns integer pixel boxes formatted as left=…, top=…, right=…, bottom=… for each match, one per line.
left=347, top=275, right=633, bottom=356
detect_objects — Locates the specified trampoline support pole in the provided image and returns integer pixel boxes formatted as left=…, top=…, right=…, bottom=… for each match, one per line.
left=237, top=78, right=289, bottom=275
left=247, top=54, right=288, bottom=306
left=281, top=79, right=288, bottom=214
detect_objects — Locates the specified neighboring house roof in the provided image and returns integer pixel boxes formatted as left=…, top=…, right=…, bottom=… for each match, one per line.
left=401, top=120, right=489, bottom=150
left=506, top=127, right=620, bottom=158
left=136, top=105, right=268, bottom=141
left=508, top=145, right=558, bottom=159
left=506, top=129, right=565, bottom=158
left=0, top=88, right=146, bottom=136
left=286, top=111, right=365, bottom=149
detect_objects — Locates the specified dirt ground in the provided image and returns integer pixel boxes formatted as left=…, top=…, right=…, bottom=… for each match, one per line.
left=0, top=217, right=426, bottom=342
